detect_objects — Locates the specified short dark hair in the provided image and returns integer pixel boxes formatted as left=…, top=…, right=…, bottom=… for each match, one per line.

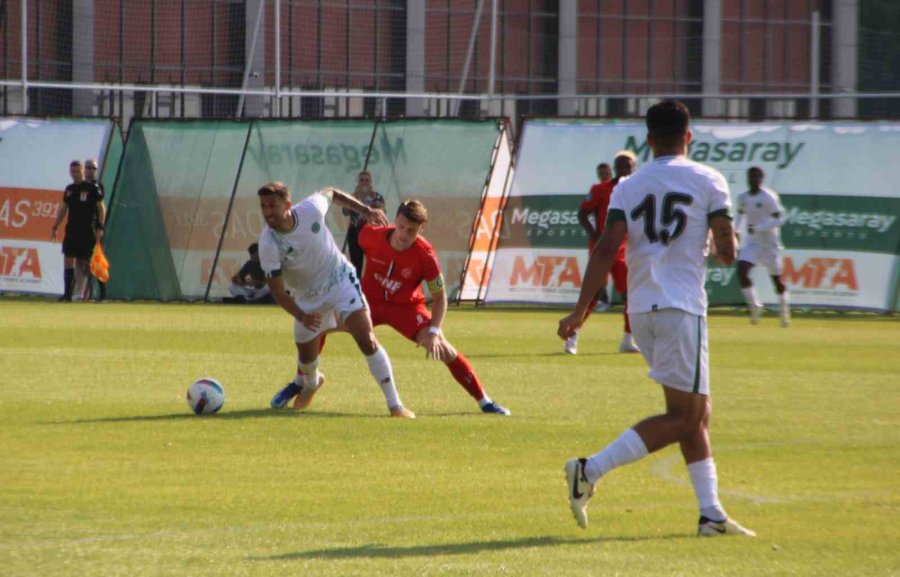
left=69, top=160, right=82, bottom=168
left=748, top=166, right=765, bottom=177
left=396, top=199, right=428, bottom=224
left=257, top=181, right=289, bottom=201
left=248, top=242, right=259, bottom=254
left=597, top=162, right=611, bottom=171
left=646, top=100, right=690, bottom=142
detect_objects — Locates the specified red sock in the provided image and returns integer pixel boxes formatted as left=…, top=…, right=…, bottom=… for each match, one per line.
left=447, top=353, right=485, bottom=401
left=623, top=302, right=631, bottom=333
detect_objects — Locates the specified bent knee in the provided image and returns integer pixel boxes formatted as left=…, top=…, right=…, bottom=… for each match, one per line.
left=354, top=333, right=378, bottom=355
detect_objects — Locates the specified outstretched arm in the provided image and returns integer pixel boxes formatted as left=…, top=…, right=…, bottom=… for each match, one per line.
left=322, top=187, right=388, bottom=226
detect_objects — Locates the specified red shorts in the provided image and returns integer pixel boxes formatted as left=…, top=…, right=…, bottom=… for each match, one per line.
left=369, top=302, right=431, bottom=341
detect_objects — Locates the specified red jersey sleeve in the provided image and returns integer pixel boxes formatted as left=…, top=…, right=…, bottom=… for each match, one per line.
left=580, top=185, right=603, bottom=211
left=421, top=244, right=441, bottom=282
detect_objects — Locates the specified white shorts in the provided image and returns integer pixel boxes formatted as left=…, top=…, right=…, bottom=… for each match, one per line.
left=293, top=272, right=368, bottom=344
left=738, top=243, right=783, bottom=275
left=629, top=309, right=709, bottom=395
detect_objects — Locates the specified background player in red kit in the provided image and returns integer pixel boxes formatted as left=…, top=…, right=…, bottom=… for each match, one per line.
left=569, top=151, right=640, bottom=355
left=359, top=200, right=511, bottom=416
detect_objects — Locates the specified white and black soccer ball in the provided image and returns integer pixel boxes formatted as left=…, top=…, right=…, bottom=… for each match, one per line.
left=186, top=377, right=225, bottom=415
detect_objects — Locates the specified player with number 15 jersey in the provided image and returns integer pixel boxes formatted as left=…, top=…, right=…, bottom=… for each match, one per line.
left=608, top=156, right=731, bottom=317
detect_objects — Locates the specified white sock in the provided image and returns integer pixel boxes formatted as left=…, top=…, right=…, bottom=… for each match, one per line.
left=688, top=458, right=726, bottom=521
left=779, top=291, right=789, bottom=309
left=299, top=358, right=320, bottom=390
left=584, top=428, right=648, bottom=484
left=741, top=287, right=761, bottom=308
left=366, top=347, right=402, bottom=410
left=568, top=329, right=579, bottom=343
left=477, top=397, right=494, bottom=408
left=292, top=359, right=306, bottom=386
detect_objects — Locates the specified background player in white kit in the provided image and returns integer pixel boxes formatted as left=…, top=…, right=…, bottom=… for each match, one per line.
left=558, top=101, right=754, bottom=537
left=735, top=166, right=790, bottom=326
left=257, top=181, right=415, bottom=419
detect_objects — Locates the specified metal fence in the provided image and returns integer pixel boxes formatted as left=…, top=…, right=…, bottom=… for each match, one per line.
left=2, top=0, right=899, bottom=126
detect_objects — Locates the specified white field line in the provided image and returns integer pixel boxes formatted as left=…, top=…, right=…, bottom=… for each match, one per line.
left=647, top=441, right=895, bottom=504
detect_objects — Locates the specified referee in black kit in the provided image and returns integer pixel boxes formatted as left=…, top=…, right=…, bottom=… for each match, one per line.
left=51, top=160, right=106, bottom=302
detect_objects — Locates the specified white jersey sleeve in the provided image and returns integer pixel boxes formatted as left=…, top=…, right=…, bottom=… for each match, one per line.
left=707, top=171, right=732, bottom=218
left=308, top=191, right=331, bottom=218
left=258, top=229, right=283, bottom=278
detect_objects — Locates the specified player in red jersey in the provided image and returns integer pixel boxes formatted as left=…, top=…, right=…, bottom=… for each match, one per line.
left=358, top=200, right=510, bottom=416
left=569, top=151, right=639, bottom=355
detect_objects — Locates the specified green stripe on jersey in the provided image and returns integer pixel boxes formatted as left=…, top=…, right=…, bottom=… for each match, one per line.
left=606, top=208, right=627, bottom=227
left=708, top=208, right=732, bottom=221
left=692, top=316, right=702, bottom=393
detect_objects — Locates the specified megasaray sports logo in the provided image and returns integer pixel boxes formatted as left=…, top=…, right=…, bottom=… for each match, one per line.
left=782, top=207, right=895, bottom=235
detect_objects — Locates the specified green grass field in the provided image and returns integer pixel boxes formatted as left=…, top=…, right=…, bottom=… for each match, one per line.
left=1, top=299, right=898, bottom=577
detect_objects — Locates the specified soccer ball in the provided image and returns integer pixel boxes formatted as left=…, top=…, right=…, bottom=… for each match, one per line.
left=186, top=377, right=225, bottom=414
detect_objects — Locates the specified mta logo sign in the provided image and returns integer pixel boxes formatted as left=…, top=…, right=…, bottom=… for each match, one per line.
left=510, top=255, right=582, bottom=288
left=0, top=246, right=43, bottom=279
left=782, top=257, right=857, bottom=290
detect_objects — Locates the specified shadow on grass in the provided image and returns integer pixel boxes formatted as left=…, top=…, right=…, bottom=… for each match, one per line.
left=465, top=351, right=620, bottom=359
left=49, top=408, right=509, bottom=425
left=260, top=534, right=689, bottom=561
left=49, top=408, right=375, bottom=424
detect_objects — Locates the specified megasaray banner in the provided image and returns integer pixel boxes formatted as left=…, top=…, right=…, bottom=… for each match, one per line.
left=0, top=118, right=115, bottom=296
left=483, top=120, right=900, bottom=312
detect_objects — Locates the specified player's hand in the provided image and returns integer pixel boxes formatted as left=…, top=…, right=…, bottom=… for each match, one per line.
left=417, top=330, right=456, bottom=362
left=365, top=207, right=389, bottom=226
left=299, top=311, right=322, bottom=331
left=557, top=311, right=584, bottom=340
left=95, top=229, right=104, bottom=242
left=50, top=227, right=58, bottom=241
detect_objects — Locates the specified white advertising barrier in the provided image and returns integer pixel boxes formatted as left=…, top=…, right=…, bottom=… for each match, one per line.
left=755, top=249, right=895, bottom=312
left=0, top=118, right=114, bottom=296
left=485, top=120, right=900, bottom=311
left=460, top=128, right=513, bottom=301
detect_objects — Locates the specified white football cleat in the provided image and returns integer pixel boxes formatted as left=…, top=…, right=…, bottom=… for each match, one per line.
left=564, top=458, right=595, bottom=529
left=389, top=406, right=416, bottom=419
left=749, top=305, right=763, bottom=325
left=564, top=334, right=578, bottom=355
left=618, top=332, right=640, bottom=353
left=292, top=373, right=326, bottom=410
left=697, top=516, right=756, bottom=537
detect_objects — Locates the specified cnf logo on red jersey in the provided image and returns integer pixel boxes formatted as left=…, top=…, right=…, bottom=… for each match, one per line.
left=374, top=272, right=402, bottom=294
left=0, top=246, right=43, bottom=279
left=510, top=255, right=582, bottom=288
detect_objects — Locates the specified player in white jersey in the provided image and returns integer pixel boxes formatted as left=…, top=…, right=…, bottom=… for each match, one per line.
left=257, top=181, right=415, bottom=419
left=558, top=101, right=754, bottom=538
left=735, top=166, right=790, bottom=326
